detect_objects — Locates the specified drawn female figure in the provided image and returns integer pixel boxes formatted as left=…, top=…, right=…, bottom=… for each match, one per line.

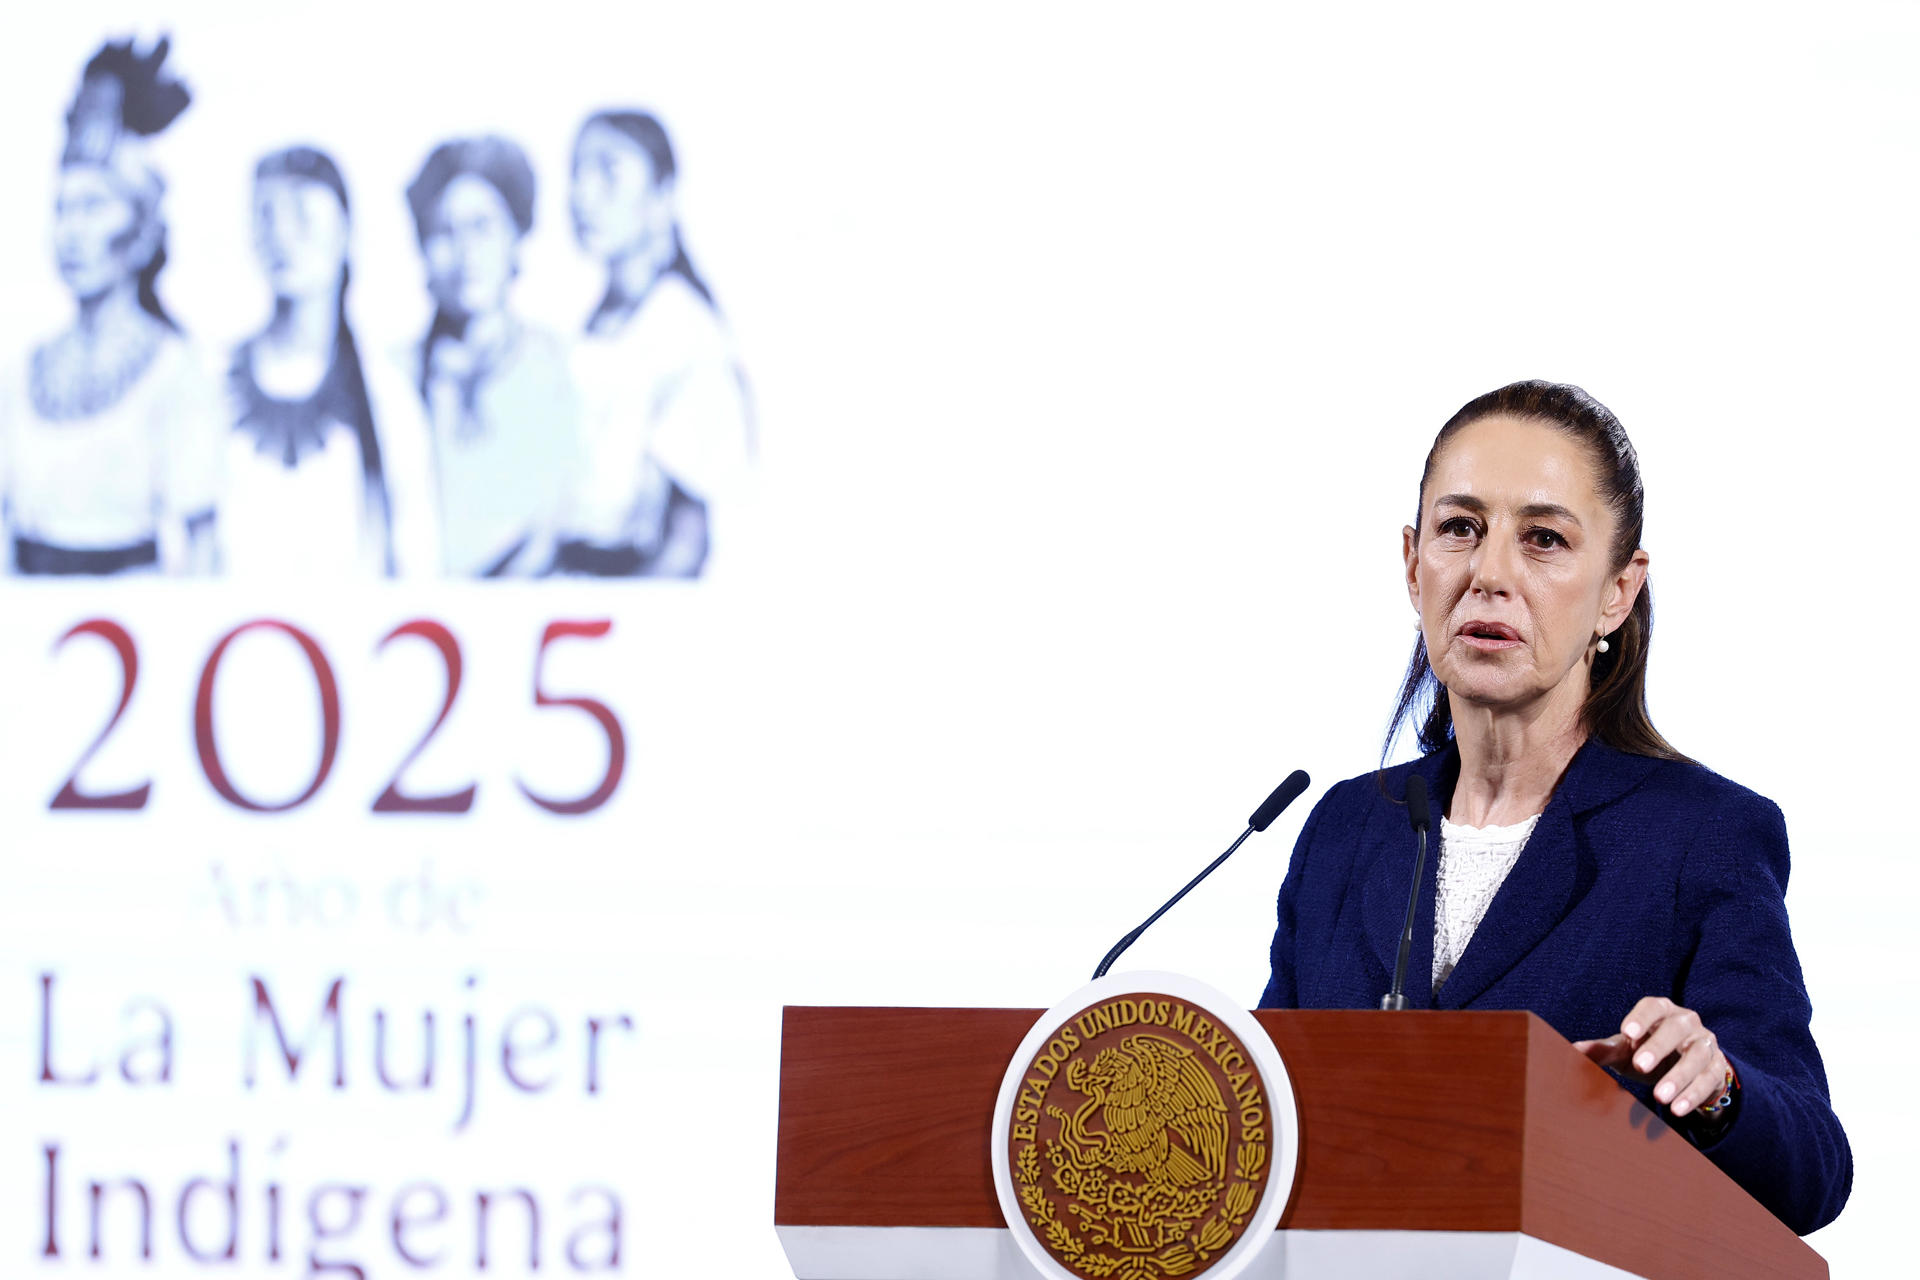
left=559, top=110, right=751, bottom=577
left=221, top=146, right=437, bottom=578
left=407, top=136, right=582, bottom=577
left=0, top=37, right=220, bottom=575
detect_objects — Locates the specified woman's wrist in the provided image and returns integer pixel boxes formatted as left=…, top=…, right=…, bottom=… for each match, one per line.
left=1695, top=1063, right=1738, bottom=1119
left=1681, top=1062, right=1740, bottom=1145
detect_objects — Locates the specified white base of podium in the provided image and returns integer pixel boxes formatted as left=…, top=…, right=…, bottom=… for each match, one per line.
left=775, top=1225, right=1645, bottom=1279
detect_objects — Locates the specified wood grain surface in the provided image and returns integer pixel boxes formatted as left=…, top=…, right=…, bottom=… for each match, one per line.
left=774, top=1006, right=1826, bottom=1279
left=1516, top=1014, right=1822, bottom=1280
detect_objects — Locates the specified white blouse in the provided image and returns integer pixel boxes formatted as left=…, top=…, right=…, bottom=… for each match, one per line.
left=421, top=323, right=582, bottom=577
left=219, top=343, right=441, bottom=579
left=566, top=273, right=750, bottom=546
left=0, top=334, right=221, bottom=566
left=1433, top=813, right=1541, bottom=990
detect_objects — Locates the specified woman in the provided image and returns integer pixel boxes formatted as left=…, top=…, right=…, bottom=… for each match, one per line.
left=221, top=145, right=437, bottom=578
left=0, top=37, right=220, bottom=575
left=1260, top=381, right=1850, bottom=1235
left=406, top=135, right=581, bottom=577
left=558, top=110, right=751, bottom=577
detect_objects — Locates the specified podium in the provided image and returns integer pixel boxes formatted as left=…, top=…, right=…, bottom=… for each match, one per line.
left=775, top=1007, right=1827, bottom=1280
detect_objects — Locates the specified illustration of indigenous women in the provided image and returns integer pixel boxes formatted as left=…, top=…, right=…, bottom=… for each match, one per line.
left=221, top=146, right=438, bottom=578
left=406, top=136, right=582, bottom=578
left=559, top=111, right=751, bottom=578
left=0, top=37, right=221, bottom=575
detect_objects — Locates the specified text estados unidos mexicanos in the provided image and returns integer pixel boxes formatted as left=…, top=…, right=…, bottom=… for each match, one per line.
left=1007, top=998, right=1269, bottom=1145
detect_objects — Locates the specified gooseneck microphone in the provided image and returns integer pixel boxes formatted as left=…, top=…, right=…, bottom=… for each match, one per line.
left=1092, top=770, right=1311, bottom=980
left=1380, top=773, right=1433, bottom=1010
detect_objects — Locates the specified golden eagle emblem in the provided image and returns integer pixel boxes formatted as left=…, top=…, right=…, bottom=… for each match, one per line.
left=1004, top=996, right=1274, bottom=1280
left=1052, top=1035, right=1230, bottom=1191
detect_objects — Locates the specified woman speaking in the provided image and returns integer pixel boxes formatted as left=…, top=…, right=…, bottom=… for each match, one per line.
left=1259, top=381, right=1850, bottom=1235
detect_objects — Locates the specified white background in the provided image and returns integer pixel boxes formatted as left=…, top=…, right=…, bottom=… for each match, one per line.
left=1, top=2, right=1914, bottom=1275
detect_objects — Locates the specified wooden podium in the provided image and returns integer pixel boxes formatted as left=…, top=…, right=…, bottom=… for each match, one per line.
left=776, top=1007, right=1827, bottom=1280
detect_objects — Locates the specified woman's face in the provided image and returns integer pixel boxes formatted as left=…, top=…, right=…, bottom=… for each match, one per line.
left=570, top=121, right=670, bottom=263
left=1403, top=415, right=1647, bottom=720
left=52, top=164, right=153, bottom=301
left=421, top=173, right=520, bottom=319
left=253, top=175, right=349, bottom=300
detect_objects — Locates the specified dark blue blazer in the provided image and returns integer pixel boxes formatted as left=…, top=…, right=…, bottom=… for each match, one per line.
left=1259, top=739, right=1851, bottom=1235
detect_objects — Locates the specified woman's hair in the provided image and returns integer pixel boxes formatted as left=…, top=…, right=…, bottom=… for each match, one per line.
left=256, top=144, right=349, bottom=214
left=1384, top=379, right=1690, bottom=764
left=580, top=109, right=715, bottom=307
left=255, top=144, right=353, bottom=314
left=133, top=233, right=177, bottom=331
left=405, top=136, right=535, bottom=389
left=586, top=110, right=677, bottom=186
left=66, top=37, right=192, bottom=331
left=242, top=144, right=392, bottom=569
left=404, top=135, right=536, bottom=242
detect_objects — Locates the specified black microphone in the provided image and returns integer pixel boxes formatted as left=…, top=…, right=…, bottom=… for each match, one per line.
left=1380, top=773, right=1433, bottom=1010
left=1092, top=770, right=1311, bottom=980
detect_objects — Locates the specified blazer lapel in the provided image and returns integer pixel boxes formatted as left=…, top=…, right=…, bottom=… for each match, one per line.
left=1432, top=801, right=1578, bottom=1009
left=1433, top=740, right=1661, bottom=1009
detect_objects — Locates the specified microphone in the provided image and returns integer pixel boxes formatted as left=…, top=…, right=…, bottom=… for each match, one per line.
left=1380, top=773, right=1433, bottom=1010
left=1092, top=770, right=1311, bottom=980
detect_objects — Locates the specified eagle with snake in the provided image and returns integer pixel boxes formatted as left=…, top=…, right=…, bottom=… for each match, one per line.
left=1048, top=1033, right=1230, bottom=1189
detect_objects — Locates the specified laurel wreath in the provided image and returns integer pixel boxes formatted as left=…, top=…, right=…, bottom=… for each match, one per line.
left=1186, top=1144, right=1267, bottom=1265
left=1014, top=1136, right=1269, bottom=1280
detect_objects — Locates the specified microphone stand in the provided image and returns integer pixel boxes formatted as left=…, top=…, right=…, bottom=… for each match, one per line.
left=1379, top=822, right=1428, bottom=1010
left=1093, top=827, right=1256, bottom=980
left=1090, top=770, right=1310, bottom=981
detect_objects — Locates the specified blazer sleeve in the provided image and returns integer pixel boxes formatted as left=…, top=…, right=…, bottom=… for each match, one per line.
left=1673, top=789, right=1852, bottom=1235
left=1259, top=784, right=1333, bottom=1008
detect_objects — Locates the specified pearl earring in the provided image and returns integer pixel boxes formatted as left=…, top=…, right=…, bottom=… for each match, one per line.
left=1596, top=635, right=1611, bottom=654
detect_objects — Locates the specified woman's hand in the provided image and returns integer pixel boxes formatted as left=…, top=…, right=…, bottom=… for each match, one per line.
left=1572, top=996, right=1731, bottom=1118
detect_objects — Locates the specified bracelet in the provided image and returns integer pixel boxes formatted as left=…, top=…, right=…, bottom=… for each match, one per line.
left=1695, top=1063, right=1739, bottom=1118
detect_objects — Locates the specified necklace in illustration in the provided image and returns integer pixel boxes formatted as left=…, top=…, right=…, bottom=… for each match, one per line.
left=30, top=314, right=165, bottom=421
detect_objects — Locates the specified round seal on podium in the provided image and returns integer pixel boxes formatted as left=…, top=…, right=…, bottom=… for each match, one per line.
left=991, top=972, right=1300, bottom=1280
